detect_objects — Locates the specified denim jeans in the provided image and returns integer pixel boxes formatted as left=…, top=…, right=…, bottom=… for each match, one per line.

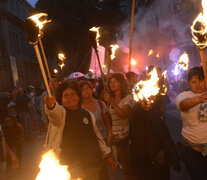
left=179, top=144, right=207, bottom=180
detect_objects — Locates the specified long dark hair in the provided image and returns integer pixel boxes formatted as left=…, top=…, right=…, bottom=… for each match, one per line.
left=108, top=73, right=130, bottom=98
left=56, top=80, right=81, bottom=105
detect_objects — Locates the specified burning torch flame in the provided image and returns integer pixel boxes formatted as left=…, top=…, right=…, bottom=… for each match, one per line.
left=36, top=150, right=71, bottom=180
left=160, top=70, right=168, bottom=95
left=148, top=50, right=154, bottom=56
left=58, top=53, right=66, bottom=61
left=89, top=27, right=100, bottom=46
left=131, top=58, right=136, bottom=66
left=191, top=0, right=207, bottom=49
left=110, top=44, right=119, bottom=60
left=155, top=53, right=160, bottom=58
left=58, top=53, right=66, bottom=70
left=178, top=52, right=189, bottom=71
left=28, top=13, right=51, bottom=33
left=132, top=68, right=160, bottom=103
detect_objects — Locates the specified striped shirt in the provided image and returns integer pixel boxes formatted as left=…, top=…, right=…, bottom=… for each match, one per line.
left=110, top=95, right=134, bottom=140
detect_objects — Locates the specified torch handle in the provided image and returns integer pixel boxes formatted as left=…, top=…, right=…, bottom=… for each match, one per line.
left=107, top=57, right=111, bottom=84
left=39, top=39, right=51, bottom=80
left=33, top=44, right=52, bottom=97
left=95, top=50, right=106, bottom=92
left=200, top=50, right=207, bottom=89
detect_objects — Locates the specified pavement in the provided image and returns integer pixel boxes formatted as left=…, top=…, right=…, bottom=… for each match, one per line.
left=7, top=101, right=192, bottom=180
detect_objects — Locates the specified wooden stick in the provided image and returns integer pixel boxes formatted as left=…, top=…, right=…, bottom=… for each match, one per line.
left=33, top=44, right=52, bottom=97
left=128, top=0, right=136, bottom=72
left=200, top=49, right=207, bottom=89
left=95, top=50, right=106, bottom=91
left=39, top=39, right=51, bottom=80
left=107, top=57, right=111, bottom=83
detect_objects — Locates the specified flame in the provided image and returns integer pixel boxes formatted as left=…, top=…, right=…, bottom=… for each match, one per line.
left=160, top=70, right=168, bottom=95
left=59, top=63, right=65, bottom=70
left=89, top=69, right=94, bottom=73
left=28, top=13, right=51, bottom=31
left=148, top=50, right=154, bottom=56
left=132, top=68, right=160, bottom=103
left=191, top=0, right=207, bottom=49
left=155, top=53, right=160, bottom=58
left=89, top=27, right=100, bottom=46
left=54, top=69, right=58, bottom=74
left=131, top=58, right=136, bottom=66
left=58, top=53, right=66, bottom=61
left=178, top=52, right=189, bottom=71
left=36, top=150, right=71, bottom=180
left=103, top=64, right=106, bottom=69
left=110, top=44, right=119, bottom=60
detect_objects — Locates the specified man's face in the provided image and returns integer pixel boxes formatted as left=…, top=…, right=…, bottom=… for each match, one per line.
left=189, top=75, right=206, bottom=94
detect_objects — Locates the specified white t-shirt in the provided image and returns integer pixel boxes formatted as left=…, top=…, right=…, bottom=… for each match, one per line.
left=176, top=91, right=207, bottom=144
left=110, top=94, right=134, bottom=140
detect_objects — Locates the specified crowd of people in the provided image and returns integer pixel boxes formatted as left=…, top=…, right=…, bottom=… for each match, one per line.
left=0, top=65, right=207, bottom=180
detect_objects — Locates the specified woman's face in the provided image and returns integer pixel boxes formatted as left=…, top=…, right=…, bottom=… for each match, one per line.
left=189, top=75, right=206, bottom=94
left=110, top=78, right=121, bottom=92
left=81, top=84, right=93, bottom=99
left=62, top=88, right=80, bottom=110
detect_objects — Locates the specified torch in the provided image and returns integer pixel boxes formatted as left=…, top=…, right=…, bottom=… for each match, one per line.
left=191, top=0, right=207, bottom=88
left=25, top=13, right=52, bottom=97
left=89, top=27, right=106, bottom=91
left=178, top=52, right=189, bottom=71
left=107, top=44, right=119, bottom=81
left=57, top=53, right=66, bottom=70
left=132, top=68, right=161, bottom=105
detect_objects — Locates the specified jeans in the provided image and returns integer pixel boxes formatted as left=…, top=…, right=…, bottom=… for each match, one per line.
left=179, top=144, right=207, bottom=180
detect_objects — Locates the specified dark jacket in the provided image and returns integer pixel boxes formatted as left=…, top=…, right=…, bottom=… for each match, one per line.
left=129, top=96, right=180, bottom=175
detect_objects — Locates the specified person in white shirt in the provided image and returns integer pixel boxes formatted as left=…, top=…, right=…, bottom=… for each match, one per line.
left=176, top=66, right=207, bottom=180
left=104, top=73, right=135, bottom=179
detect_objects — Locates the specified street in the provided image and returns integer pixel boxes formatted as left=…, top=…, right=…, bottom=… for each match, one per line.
left=7, top=101, right=192, bottom=180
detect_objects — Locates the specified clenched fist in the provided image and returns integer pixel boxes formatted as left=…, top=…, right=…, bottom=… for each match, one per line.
left=45, top=96, right=56, bottom=108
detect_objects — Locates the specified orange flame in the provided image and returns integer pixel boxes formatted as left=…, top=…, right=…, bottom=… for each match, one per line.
left=178, top=52, right=189, bottom=71
left=54, top=69, right=58, bottom=74
left=155, top=53, right=160, bottom=58
left=58, top=53, right=66, bottom=61
left=110, top=44, right=119, bottom=60
left=36, top=150, right=71, bottom=180
left=28, top=13, right=51, bottom=32
left=191, top=0, right=207, bottom=49
left=160, top=70, right=168, bottom=95
left=131, top=58, right=136, bottom=66
left=148, top=50, right=154, bottom=56
left=89, top=27, right=100, bottom=46
left=132, top=68, right=160, bottom=103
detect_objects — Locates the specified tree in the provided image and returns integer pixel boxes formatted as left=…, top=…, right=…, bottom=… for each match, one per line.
left=34, top=0, right=128, bottom=74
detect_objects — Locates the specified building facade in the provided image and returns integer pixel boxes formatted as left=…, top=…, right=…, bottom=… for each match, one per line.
left=0, top=0, right=42, bottom=92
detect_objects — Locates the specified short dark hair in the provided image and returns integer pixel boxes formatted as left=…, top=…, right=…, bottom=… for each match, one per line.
left=80, top=81, right=93, bottom=90
left=125, top=72, right=136, bottom=80
left=188, top=66, right=204, bottom=82
left=56, top=80, right=80, bottom=105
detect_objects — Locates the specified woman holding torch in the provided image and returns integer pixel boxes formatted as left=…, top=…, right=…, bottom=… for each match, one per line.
left=176, top=66, right=207, bottom=180
left=44, top=80, right=116, bottom=180
left=103, top=73, right=134, bottom=178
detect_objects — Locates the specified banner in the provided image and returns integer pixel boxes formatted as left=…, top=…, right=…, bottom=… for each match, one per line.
left=89, top=45, right=105, bottom=77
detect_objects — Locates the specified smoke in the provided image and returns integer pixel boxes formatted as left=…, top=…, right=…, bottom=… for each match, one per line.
left=117, top=0, right=201, bottom=71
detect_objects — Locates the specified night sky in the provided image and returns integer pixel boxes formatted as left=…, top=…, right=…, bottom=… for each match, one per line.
left=27, top=0, right=38, bottom=7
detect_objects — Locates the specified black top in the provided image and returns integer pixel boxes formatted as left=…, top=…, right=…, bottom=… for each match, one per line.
left=15, top=95, right=29, bottom=113
left=60, top=108, right=102, bottom=171
left=129, top=96, right=180, bottom=172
